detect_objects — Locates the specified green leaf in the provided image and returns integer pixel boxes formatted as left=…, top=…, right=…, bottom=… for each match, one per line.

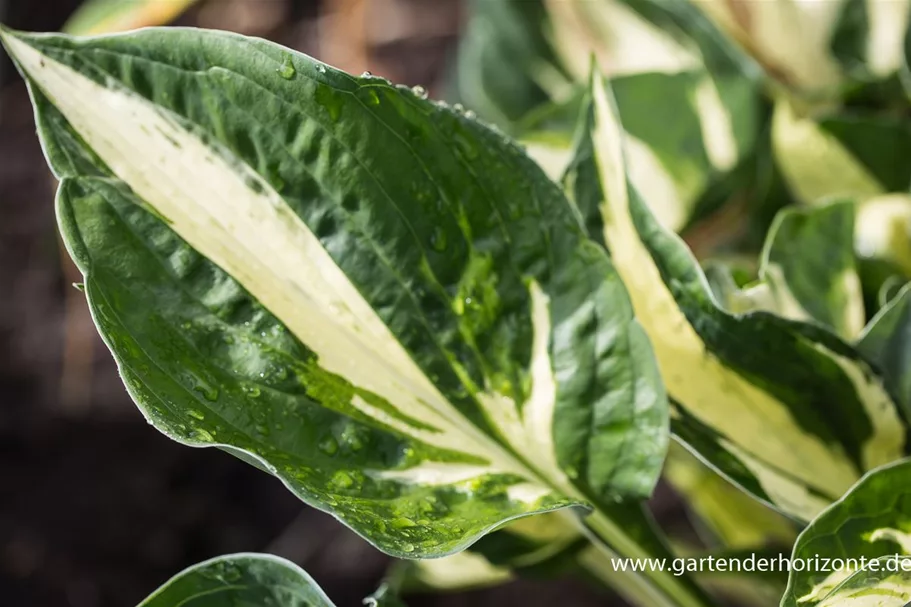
left=781, top=460, right=911, bottom=607
left=0, top=26, right=708, bottom=607
left=139, top=553, right=334, bottom=607
left=789, top=555, right=911, bottom=607
left=665, top=443, right=796, bottom=551
left=566, top=67, right=907, bottom=523
left=747, top=200, right=865, bottom=339
left=458, top=0, right=762, bottom=234
left=858, top=284, right=911, bottom=416
left=455, top=0, right=570, bottom=127
left=772, top=103, right=911, bottom=205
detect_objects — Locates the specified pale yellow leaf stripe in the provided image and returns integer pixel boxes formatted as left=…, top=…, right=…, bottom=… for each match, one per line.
left=773, top=102, right=883, bottom=205
left=590, top=70, right=904, bottom=520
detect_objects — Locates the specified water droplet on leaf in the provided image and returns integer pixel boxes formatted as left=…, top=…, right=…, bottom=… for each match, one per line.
left=192, top=428, right=215, bottom=441
left=332, top=470, right=354, bottom=489
left=319, top=436, right=339, bottom=456
left=277, top=56, right=296, bottom=79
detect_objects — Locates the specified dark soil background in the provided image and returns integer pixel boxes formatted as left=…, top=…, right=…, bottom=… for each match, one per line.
left=0, top=1, right=629, bottom=606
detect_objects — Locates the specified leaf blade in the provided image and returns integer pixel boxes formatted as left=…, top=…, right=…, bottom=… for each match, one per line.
left=138, top=553, right=334, bottom=607
left=1, top=26, right=670, bottom=561
left=568, top=66, right=907, bottom=522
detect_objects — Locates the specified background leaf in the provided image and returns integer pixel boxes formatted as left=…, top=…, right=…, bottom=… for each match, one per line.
left=781, top=460, right=911, bottom=607
left=64, top=0, right=200, bottom=35
left=565, top=69, right=907, bottom=523
left=139, top=553, right=335, bottom=607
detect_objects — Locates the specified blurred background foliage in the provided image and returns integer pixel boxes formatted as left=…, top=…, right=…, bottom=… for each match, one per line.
left=1, top=1, right=909, bottom=607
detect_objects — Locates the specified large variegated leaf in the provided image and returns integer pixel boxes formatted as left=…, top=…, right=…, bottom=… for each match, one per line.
left=0, top=26, right=713, bottom=606
left=139, top=553, right=335, bottom=607
left=780, top=460, right=911, bottom=607
left=565, top=69, right=908, bottom=523
left=731, top=201, right=865, bottom=339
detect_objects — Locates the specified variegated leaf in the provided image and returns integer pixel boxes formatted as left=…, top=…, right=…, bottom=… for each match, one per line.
left=773, top=103, right=911, bottom=205
left=693, top=0, right=911, bottom=98
left=0, top=26, right=712, bottom=607
left=393, top=512, right=582, bottom=593
left=858, top=284, right=911, bottom=417
left=665, top=443, right=796, bottom=551
left=139, top=553, right=335, bottom=607
left=794, top=555, right=911, bottom=607
left=733, top=201, right=865, bottom=340
left=781, top=460, right=911, bottom=607
left=565, top=69, right=907, bottom=523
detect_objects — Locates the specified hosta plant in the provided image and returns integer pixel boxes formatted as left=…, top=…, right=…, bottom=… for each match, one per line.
left=2, top=17, right=911, bottom=607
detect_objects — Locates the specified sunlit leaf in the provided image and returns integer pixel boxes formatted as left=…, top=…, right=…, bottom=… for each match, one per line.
left=0, top=25, right=714, bottom=607
left=64, top=0, right=199, bottom=35
left=139, top=553, right=334, bottom=607
left=780, top=460, right=911, bottom=607
left=566, top=67, right=907, bottom=522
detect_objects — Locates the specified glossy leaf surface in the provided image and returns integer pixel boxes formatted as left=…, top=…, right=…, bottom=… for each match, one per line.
left=565, top=70, right=907, bottom=522
left=0, top=26, right=670, bottom=563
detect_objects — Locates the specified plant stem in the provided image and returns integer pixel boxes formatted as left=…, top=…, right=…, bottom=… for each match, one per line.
left=569, top=509, right=710, bottom=607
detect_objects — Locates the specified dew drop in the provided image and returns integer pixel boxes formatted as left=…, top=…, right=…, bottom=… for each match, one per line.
left=245, top=385, right=262, bottom=398
left=316, top=64, right=327, bottom=74
left=188, top=409, right=205, bottom=421
left=255, top=424, right=270, bottom=436
left=72, top=282, right=85, bottom=292
left=401, top=543, right=415, bottom=553
left=319, top=436, right=339, bottom=456
left=361, top=70, right=373, bottom=77
left=332, top=470, right=354, bottom=489
left=392, top=516, right=415, bottom=528
left=192, top=428, right=215, bottom=441
left=277, top=55, right=296, bottom=80
left=411, top=85, right=428, bottom=99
